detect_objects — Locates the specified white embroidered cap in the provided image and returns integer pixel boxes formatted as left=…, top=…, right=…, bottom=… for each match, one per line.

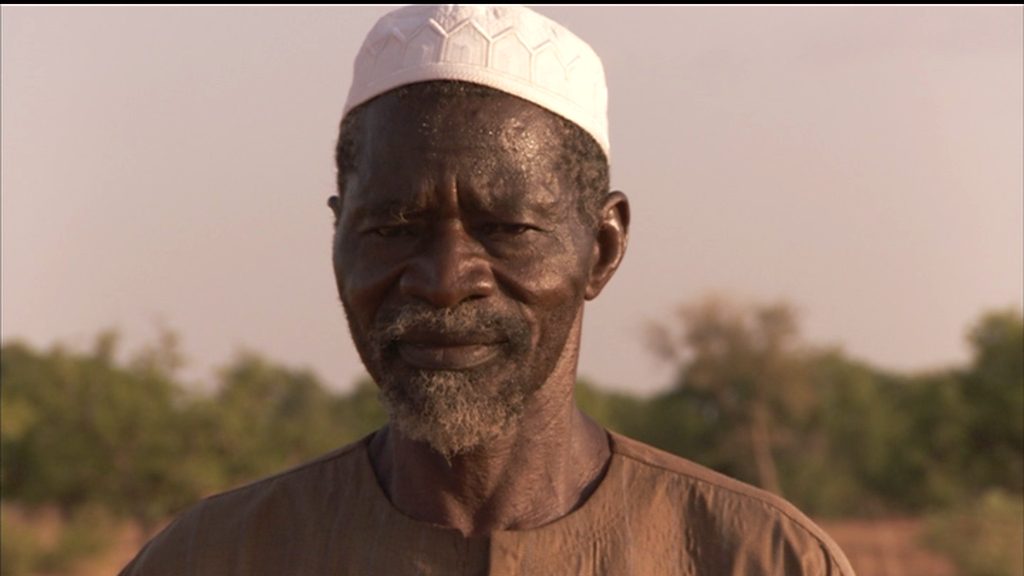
left=344, top=4, right=610, bottom=156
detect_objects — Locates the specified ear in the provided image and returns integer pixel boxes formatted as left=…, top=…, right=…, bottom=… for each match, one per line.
left=585, top=191, right=630, bottom=300
left=328, top=195, right=342, bottom=227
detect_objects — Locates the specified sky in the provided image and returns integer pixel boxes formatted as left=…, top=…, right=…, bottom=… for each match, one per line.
left=2, top=6, right=1021, bottom=395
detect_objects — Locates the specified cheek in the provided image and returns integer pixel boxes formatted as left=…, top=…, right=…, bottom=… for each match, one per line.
left=497, top=230, right=592, bottom=307
left=334, top=233, right=403, bottom=324
left=499, top=236, right=590, bottom=354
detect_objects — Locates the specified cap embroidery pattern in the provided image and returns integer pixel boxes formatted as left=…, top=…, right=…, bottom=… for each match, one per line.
left=344, top=5, right=610, bottom=156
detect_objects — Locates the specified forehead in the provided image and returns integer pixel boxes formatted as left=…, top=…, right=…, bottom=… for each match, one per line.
left=358, top=84, right=569, bottom=163
left=344, top=84, right=572, bottom=214
left=364, top=84, right=562, bottom=149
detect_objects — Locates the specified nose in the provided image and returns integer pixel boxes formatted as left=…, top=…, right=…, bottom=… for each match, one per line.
left=399, top=221, right=496, bottom=308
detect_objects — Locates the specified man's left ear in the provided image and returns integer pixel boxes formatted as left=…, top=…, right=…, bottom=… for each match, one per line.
left=585, top=191, right=630, bottom=300
left=328, top=195, right=342, bottom=228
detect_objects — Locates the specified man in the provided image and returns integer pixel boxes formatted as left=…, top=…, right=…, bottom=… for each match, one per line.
left=122, top=5, right=854, bottom=574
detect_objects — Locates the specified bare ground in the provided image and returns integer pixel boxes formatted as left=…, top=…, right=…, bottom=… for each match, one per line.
left=818, top=517, right=959, bottom=576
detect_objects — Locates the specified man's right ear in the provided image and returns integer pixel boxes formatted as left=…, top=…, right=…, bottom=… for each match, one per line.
left=328, top=195, right=342, bottom=227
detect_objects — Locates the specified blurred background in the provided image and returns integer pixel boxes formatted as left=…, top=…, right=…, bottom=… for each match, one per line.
left=2, top=6, right=1021, bottom=575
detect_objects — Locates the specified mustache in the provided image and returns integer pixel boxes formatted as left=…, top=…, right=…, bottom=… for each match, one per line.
left=371, top=302, right=530, bottom=348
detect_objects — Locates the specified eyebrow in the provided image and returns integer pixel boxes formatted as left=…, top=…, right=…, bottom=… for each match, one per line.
left=349, top=200, right=429, bottom=222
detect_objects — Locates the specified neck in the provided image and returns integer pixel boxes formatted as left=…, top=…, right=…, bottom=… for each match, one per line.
left=368, top=388, right=610, bottom=537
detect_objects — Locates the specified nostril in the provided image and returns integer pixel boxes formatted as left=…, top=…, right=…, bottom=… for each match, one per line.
left=399, top=257, right=496, bottom=308
left=398, top=225, right=497, bottom=308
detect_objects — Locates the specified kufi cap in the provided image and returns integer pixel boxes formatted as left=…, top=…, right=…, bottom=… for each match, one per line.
left=344, top=4, right=610, bottom=156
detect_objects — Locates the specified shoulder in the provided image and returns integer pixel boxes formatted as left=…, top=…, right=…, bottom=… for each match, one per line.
left=119, top=436, right=373, bottom=576
left=608, top=432, right=856, bottom=576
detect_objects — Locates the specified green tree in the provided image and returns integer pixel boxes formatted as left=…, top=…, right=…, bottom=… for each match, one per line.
left=796, top=350, right=899, bottom=515
left=648, top=295, right=818, bottom=495
left=961, top=308, right=1024, bottom=493
left=1, top=331, right=212, bottom=529
left=202, top=351, right=363, bottom=486
left=574, top=378, right=647, bottom=437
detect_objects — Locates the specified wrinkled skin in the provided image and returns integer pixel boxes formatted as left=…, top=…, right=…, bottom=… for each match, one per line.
left=329, top=87, right=630, bottom=536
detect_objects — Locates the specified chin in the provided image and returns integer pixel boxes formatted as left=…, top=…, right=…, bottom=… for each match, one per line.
left=378, top=367, right=529, bottom=460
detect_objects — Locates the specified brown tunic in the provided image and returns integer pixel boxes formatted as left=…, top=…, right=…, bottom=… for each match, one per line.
left=120, top=431, right=855, bottom=575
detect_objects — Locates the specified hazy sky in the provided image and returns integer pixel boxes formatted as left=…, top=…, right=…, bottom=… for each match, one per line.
left=3, top=6, right=1021, bottom=395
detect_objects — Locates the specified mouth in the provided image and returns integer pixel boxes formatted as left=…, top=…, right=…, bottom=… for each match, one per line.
left=395, top=332, right=504, bottom=371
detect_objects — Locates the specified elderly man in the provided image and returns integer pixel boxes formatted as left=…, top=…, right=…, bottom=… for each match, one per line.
left=122, top=5, right=854, bottom=575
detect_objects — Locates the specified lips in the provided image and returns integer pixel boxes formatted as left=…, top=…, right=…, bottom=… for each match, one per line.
left=395, top=332, right=504, bottom=370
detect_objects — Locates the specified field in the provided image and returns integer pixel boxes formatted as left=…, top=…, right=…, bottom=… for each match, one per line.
left=819, top=518, right=957, bottom=576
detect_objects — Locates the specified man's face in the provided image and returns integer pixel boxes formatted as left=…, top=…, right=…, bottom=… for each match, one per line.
left=332, top=87, right=599, bottom=458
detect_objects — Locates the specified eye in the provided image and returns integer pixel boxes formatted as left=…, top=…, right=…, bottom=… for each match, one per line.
left=477, top=223, right=536, bottom=238
left=368, top=224, right=419, bottom=238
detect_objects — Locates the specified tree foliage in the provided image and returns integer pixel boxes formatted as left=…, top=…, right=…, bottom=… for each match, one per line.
left=962, top=309, right=1024, bottom=493
left=1, top=332, right=202, bottom=527
left=1, top=332, right=387, bottom=529
left=647, top=296, right=817, bottom=494
left=1, top=303, right=1020, bottom=532
left=640, top=298, right=1023, bottom=516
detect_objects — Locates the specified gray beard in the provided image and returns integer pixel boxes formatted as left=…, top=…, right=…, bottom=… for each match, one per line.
left=365, top=303, right=534, bottom=460
left=378, top=369, right=527, bottom=461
